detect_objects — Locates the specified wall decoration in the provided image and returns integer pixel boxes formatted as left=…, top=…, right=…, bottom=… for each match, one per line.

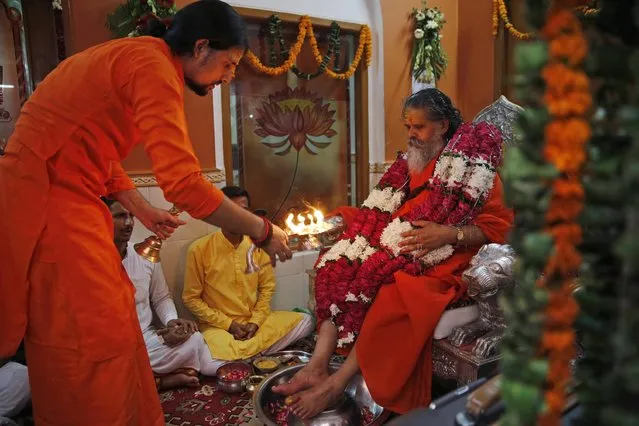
left=253, top=86, right=337, bottom=156
left=491, top=0, right=599, bottom=40
left=245, top=15, right=372, bottom=80
left=106, top=0, right=177, bottom=39
left=410, top=0, right=447, bottom=92
left=226, top=18, right=359, bottom=225
left=0, top=0, right=30, bottom=150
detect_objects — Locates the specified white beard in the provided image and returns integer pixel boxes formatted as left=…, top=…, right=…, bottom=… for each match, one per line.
left=407, top=143, right=440, bottom=175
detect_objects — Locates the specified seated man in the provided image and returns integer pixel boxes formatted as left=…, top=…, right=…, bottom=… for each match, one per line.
left=274, top=88, right=514, bottom=418
left=0, top=358, right=30, bottom=419
left=104, top=198, right=224, bottom=390
left=183, top=186, right=313, bottom=363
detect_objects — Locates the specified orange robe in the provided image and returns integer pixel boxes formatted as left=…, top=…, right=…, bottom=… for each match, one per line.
left=0, top=37, right=224, bottom=425
left=356, top=155, right=513, bottom=414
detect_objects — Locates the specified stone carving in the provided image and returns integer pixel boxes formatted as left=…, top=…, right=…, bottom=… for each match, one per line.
left=472, top=95, right=524, bottom=146
left=449, top=244, right=516, bottom=359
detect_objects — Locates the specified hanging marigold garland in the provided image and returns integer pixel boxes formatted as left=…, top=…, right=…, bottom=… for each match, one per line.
left=537, top=4, right=591, bottom=425
left=492, top=0, right=599, bottom=40
left=245, top=15, right=372, bottom=80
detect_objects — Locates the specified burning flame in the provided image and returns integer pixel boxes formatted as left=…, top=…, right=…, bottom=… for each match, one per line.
left=285, top=207, right=333, bottom=235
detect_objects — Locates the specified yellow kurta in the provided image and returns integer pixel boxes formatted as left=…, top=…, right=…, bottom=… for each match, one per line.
left=183, top=232, right=303, bottom=360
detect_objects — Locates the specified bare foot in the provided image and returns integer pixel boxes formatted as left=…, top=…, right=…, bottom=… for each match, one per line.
left=289, top=377, right=345, bottom=419
left=272, top=364, right=329, bottom=396
left=158, top=373, right=200, bottom=390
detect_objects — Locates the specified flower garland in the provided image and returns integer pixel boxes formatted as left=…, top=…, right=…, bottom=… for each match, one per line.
left=537, top=7, right=589, bottom=425
left=492, top=0, right=599, bottom=40
left=411, top=1, right=447, bottom=85
left=314, top=122, right=503, bottom=347
left=245, top=15, right=372, bottom=80
left=499, top=1, right=590, bottom=425
left=106, top=0, right=176, bottom=39
left=575, top=1, right=639, bottom=424
left=265, top=16, right=342, bottom=81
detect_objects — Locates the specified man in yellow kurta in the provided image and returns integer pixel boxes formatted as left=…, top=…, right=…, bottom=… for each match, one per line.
left=183, top=186, right=313, bottom=361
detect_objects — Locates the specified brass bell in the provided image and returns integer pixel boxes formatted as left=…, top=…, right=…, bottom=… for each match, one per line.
left=134, top=205, right=181, bottom=263
left=134, top=236, right=163, bottom=263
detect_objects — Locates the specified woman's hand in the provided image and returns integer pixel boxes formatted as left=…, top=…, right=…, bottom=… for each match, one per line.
left=136, top=206, right=186, bottom=239
left=398, top=220, right=457, bottom=258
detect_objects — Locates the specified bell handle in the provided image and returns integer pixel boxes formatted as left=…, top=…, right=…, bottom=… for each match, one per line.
left=168, top=205, right=182, bottom=216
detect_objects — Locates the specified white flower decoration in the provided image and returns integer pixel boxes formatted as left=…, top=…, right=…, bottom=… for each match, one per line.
left=426, top=9, right=435, bottom=18
left=329, top=303, right=341, bottom=317
left=52, top=0, right=62, bottom=10
left=426, top=20, right=439, bottom=30
left=359, top=246, right=377, bottom=263
left=345, top=292, right=358, bottom=302
left=415, top=11, right=426, bottom=21
left=316, top=239, right=352, bottom=268
left=380, top=218, right=413, bottom=256
left=337, top=332, right=356, bottom=348
left=359, top=293, right=372, bottom=304
left=414, top=29, right=425, bottom=39
left=420, top=245, right=455, bottom=266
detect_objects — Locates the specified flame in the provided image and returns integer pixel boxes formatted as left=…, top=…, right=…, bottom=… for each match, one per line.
left=285, top=207, right=333, bottom=235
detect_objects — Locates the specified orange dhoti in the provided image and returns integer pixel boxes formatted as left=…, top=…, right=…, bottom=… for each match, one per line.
left=0, top=141, right=163, bottom=425
left=0, top=37, right=224, bottom=425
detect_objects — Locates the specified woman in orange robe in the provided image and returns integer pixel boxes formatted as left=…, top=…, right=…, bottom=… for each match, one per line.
left=276, top=89, right=513, bottom=418
left=0, top=2, right=291, bottom=425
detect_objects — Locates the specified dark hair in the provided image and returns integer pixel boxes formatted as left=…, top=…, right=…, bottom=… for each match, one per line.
left=222, top=186, right=250, bottom=205
left=402, top=88, right=463, bottom=141
left=143, top=0, right=248, bottom=55
left=101, top=196, right=116, bottom=208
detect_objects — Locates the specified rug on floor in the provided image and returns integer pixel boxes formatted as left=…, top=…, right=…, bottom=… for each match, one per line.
left=161, top=335, right=347, bottom=426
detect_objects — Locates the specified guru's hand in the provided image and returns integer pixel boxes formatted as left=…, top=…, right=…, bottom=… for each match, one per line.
left=398, top=220, right=456, bottom=258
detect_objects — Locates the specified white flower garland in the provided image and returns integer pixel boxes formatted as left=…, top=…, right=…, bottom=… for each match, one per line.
left=318, top=146, right=498, bottom=276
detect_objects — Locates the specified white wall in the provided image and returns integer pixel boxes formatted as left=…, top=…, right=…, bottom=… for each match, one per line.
left=212, top=0, right=385, bottom=171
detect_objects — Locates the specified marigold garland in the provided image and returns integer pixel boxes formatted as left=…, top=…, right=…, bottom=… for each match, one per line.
left=492, top=0, right=599, bottom=40
left=537, top=5, right=590, bottom=425
left=245, top=15, right=372, bottom=80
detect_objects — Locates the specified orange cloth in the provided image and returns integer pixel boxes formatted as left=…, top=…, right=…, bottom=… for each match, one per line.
left=0, top=37, right=224, bottom=425
left=327, top=205, right=359, bottom=228
left=356, top=156, right=513, bottom=414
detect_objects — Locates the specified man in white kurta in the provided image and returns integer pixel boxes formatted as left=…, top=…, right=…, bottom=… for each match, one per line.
left=105, top=197, right=224, bottom=390
left=0, top=359, right=30, bottom=419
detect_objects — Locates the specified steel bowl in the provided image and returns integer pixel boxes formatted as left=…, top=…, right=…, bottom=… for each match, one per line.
left=253, top=356, right=282, bottom=375
left=246, top=375, right=267, bottom=396
left=216, top=361, right=252, bottom=394
left=253, top=363, right=388, bottom=426
left=270, top=350, right=313, bottom=366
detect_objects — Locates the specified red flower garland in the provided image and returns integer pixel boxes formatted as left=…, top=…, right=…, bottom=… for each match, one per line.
left=315, top=122, right=504, bottom=346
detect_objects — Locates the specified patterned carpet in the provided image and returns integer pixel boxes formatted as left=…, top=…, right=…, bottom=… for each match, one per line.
left=161, top=336, right=348, bottom=426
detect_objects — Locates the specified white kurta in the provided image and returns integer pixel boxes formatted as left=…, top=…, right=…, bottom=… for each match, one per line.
left=123, top=243, right=223, bottom=376
left=0, top=361, right=30, bottom=418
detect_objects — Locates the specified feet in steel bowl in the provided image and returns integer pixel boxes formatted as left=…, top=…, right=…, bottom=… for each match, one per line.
left=272, top=363, right=329, bottom=396
left=287, top=376, right=346, bottom=420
